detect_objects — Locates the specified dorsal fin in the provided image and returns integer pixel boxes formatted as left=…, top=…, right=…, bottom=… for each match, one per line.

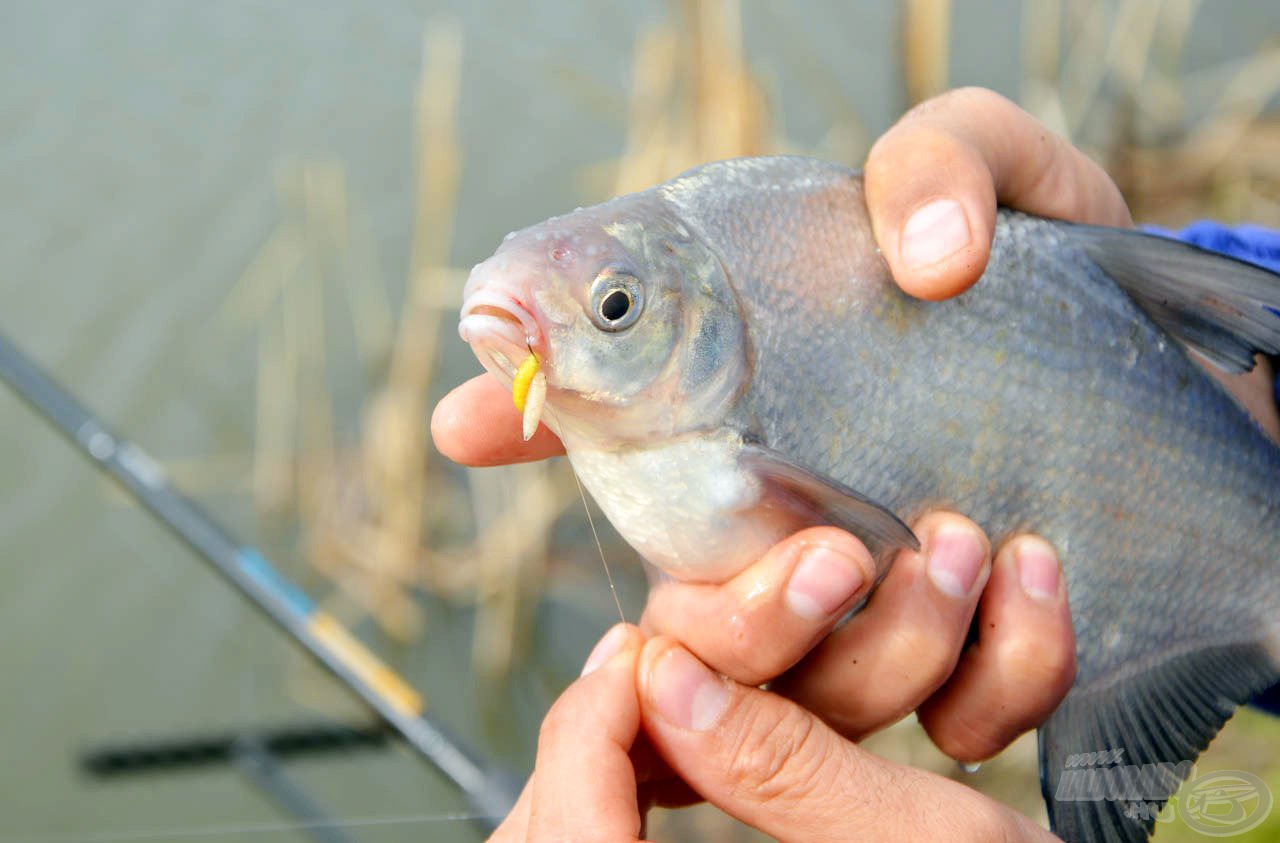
left=1064, top=223, right=1280, bottom=373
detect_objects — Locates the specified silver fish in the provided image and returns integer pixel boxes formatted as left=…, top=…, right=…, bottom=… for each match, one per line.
left=458, top=156, right=1280, bottom=843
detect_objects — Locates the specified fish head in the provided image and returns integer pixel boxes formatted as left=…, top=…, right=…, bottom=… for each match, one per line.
left=460, top=193, right=748, bottom=447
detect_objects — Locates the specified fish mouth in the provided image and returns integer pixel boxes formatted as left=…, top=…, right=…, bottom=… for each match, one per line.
left=459, top=293, right=544, bottom=383
left=460, top=289, right=541, bottom=344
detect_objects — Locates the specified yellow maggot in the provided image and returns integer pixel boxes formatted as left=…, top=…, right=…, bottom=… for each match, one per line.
left=513, top=352, right=548, bottom=441
left=512, top=353, right=540, bottom=413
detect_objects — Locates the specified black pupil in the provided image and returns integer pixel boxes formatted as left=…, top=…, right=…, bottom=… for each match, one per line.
left=601, top=289, right=630, bottom=322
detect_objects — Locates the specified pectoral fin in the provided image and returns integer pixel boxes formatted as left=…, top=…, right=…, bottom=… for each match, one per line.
left=1066, top=223, right=1280, bottom=373
left=740, top=443, right=918, bottom=575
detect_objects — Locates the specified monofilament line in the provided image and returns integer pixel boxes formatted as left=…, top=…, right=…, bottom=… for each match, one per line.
left=10, top=812, right=482, bottom=842
left=569, top=460, right=627, bottom=625
left=549, top=404, right=626, bottom=625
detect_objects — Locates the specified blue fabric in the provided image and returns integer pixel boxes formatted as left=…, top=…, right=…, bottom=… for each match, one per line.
left=1145, top=222, right=1280, bottom=716
left=1143, top=221, right=1280, bottom=275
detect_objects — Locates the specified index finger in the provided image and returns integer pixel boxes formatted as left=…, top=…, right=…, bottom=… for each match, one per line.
left=525, top=624, right=647, bottom=841
left=431, top=374, right=565, bottom=467
left=865, top=86, right=1132, bottom=301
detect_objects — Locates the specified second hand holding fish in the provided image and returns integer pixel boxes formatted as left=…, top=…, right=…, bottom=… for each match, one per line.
left=435, top=87, right=1274, bottom=843
left=432, top=88, right=1107, bottom=835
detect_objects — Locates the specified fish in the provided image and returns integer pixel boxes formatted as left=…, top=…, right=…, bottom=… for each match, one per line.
left=456, top=155, right=1280, bottom=843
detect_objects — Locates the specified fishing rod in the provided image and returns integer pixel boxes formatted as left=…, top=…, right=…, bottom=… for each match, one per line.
left=82, top=721, right=390, bottom=776
left=0, top=330, right=520, bottom=833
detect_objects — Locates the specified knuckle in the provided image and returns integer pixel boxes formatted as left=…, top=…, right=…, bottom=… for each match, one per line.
left=1013, top=134, right=1073, bottom=196
left=868, top=122, right=965, bottom=175
left=901, top=86, right=1011, bottom=127
left=939, top=85, right=1014, bottom=114
left=724, top=701, right=830, bottom=806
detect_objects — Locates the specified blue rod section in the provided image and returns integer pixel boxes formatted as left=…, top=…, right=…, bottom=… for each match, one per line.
left=0, top=330, right=520, bottom=832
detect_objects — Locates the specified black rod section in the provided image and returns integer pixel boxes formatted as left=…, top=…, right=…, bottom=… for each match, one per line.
left=0, top=330, right=519, bottom=832
left=82, top=722, right=391, bottom=776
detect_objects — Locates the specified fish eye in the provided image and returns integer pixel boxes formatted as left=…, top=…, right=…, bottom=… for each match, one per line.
left=589, top=269, right=643, bottom=332
left=600, top=289, right=631, bottom=321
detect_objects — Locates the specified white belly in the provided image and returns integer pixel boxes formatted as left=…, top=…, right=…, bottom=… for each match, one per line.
left=566, top=432, right=797, bottom=582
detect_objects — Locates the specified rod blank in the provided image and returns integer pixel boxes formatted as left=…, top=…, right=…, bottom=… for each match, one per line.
left=0, top=330, right=520, bottom=832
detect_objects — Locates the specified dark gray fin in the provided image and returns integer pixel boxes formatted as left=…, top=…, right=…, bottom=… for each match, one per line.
left=739, top=443, right=918, bottom=574
left=1064, top=223, right=1280, bottom=373
left=1040, top=642, right=1279, bottom=843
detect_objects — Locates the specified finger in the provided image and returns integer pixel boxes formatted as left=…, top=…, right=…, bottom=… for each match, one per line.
left=527, top=623, right=646, bottom=841
left=865, top=86, right=1132, bottom=301
left=487, top=780, right=532, bottom=842
left=636, top=637, right=1053, bottom=842
left=918, top=535, right=1076, bottom=762
left=431, top=374, right=565, bottom=467
left=640, top=527, right=877, bottom=686
left=629, top=731, right=702, bottom=810
left=774, top=512, right=991, bottom=739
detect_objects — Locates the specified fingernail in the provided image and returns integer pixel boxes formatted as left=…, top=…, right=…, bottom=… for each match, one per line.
left=926, top=527, right=986, bottom=598
left=650, top=646, right=730, bottom=731
left=785, top=545, right=867, bottom=621
left=901, top=198, right=971, bottom=269
left=1015, top=538, right=1061, bottom=601
left=581, top=624, right=629, bottom=676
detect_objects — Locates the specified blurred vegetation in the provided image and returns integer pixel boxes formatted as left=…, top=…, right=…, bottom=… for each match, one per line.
left=207, top=0, right=1280, bottom=838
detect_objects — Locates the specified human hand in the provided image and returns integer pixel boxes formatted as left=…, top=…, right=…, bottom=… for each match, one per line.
left=437, top=85, right=1268, bottom=775
left=636, top=89, right=1112, bottom=756
left=433, top=87, right=1089, bottom=763
left=492, top=622, right=1058, bottom=841
left=862, top=85, right=1277, bottom=437
left=489, top=624, right=648, bottom=841
left=432, top=386, right=1077, bottom=759
left=863, top=86, right=1132, bottom=300
left=641, top=513, right=1076, bottom=761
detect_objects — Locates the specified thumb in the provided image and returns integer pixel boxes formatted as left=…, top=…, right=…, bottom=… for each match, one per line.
left=864, top=87, right=1131, bottom=301
left=636, top=637, right=1049, bottom=842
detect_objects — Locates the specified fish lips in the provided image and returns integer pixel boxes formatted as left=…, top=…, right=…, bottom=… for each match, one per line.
left=458, top=291, right=543, bottom=383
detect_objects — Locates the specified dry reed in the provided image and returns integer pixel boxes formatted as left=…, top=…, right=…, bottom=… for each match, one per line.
left=200, top=0, right=1279, bottom=836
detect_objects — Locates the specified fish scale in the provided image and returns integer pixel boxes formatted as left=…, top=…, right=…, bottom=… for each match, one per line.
left=460, top=155, right=1280, bottom=843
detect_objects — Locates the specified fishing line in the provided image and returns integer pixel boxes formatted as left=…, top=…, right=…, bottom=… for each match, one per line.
left=0, top=330, right=520, bottom=833
left=4, top=812, right=482, bottom=843
left=546, top=401, right=627, bottom=626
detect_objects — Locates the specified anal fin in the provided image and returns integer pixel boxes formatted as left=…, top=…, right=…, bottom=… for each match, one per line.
left=1041, top=642, right=1279, bottom=843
